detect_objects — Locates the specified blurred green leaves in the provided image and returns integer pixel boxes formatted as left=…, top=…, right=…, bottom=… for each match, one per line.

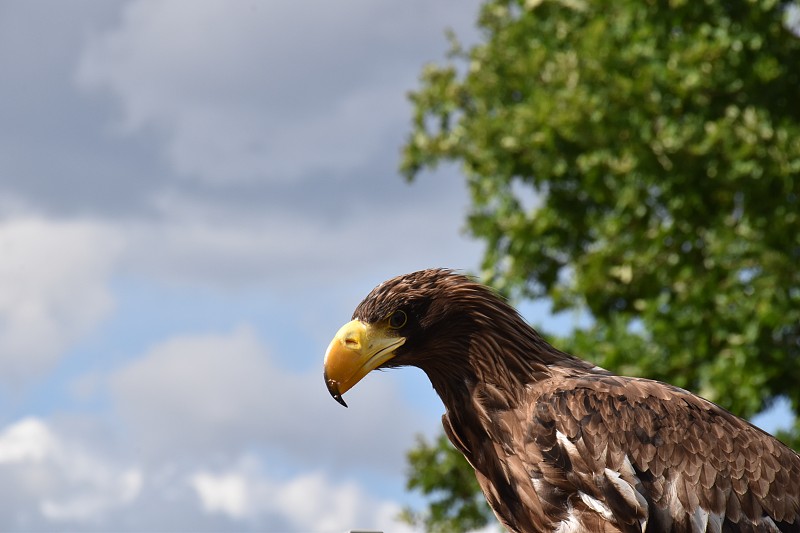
left=399, top=434, right=494, bottom=533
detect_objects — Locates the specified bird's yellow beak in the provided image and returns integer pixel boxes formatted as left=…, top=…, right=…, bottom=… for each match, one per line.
left=323, top=319, right=406, bottom=407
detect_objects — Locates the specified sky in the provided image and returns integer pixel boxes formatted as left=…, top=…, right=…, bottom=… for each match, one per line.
left=0, top=1, right=792, bottom=531
left=0, top=1, right=487, bottom=530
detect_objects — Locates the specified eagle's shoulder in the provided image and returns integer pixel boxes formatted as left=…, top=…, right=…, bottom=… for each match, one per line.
left=512, top=373, right=800, bottom=532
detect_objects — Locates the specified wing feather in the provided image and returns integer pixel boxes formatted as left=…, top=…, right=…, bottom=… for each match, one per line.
left=517, top=375, right=800, bottom=532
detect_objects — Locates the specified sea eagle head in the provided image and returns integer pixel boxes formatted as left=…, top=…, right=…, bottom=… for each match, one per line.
left=323, top=268, right=549, bottom=407
left=322, top=268, right=484, bottom=406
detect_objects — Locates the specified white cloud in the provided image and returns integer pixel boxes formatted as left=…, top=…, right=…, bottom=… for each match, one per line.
left=191, top=471, right=249, bottom=519
left=108, top=326, right=430, bottom=473
left=118, top=184, right=481, bottom=288
left=69, top=0, right=484, bottom=292
left=109, top=326, right=278, bottom=454
left=75, top=0, right=392, bottom=182
left=274, top=472, right=413, bottom=533
left=76, top=0, right=477, bottom=183
left=0, top=417, right=420, bottom=531
left=0, top=217, right=121, bottom=383
left=0, top=418, right=57, bottom=464
left=0, top=417, right=143, bottom=528
left=189, top=457, right=416, bottom=532
left=41, top=469, right=142, bottom=522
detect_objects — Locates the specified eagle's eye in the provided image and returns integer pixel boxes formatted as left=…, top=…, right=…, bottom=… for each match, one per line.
left=388, top=310, right=408, bottom=329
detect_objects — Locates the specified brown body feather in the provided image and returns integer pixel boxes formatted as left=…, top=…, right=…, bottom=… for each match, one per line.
left=343, top=269, right=800, bottom=532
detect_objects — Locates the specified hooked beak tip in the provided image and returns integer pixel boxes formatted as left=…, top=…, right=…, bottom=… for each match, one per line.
left=332, top=391, right=348, bottom=408
left=325, top=374, right=348, bottom=408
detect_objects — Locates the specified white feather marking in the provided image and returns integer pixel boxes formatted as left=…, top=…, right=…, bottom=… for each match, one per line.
left=604, top=468, right=643, bottom=511
left=531, top=475, right=545, bottom=495
left=604, top=468, right=649, bottom=532
left=618, top=458, right=649, bottom=514
left=689, top=506, right=709, bottom=533
left=554, top=503, right=583, bottom=533
left=661, top=475, right=687, bottom=528
left=578, top=491, right=615, bottom=521
left=556, top=430, right=580, bottom=462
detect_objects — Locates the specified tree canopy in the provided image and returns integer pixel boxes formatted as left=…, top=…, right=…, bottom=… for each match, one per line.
left=399, top=0, right=800, bottom=530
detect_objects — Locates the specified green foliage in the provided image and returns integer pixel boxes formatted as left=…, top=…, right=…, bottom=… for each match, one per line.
left=399, top=434, right=496, bottom=533
left=401, top=0, right=800, bottom=530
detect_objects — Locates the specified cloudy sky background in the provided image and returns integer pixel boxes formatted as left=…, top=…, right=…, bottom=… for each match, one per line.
left=0, top=1, right=791, bottom=531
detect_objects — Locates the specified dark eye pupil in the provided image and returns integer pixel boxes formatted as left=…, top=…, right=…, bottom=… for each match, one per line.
left=389, top=310, right=407, bottom=328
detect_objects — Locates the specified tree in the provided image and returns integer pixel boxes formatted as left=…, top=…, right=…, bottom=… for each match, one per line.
left=399, top=0, right=800, bottom=530
left=399, top=434, right=493, bottom=533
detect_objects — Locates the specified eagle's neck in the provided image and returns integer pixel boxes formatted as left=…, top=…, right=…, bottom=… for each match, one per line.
left=421, top=296, right=597, bottom=409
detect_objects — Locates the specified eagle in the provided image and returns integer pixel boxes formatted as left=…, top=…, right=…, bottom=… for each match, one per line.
left=323, top=269, right=800, bottom=533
